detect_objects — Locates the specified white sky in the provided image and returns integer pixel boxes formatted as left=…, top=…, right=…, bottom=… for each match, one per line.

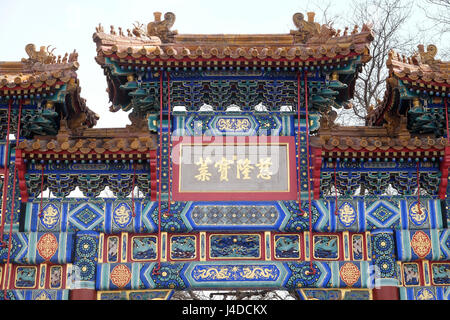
left=0, top=0, right=447, bottom=128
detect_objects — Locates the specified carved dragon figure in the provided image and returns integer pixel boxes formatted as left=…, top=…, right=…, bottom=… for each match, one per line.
left=147, top=12, right=177, bottom=43
left=291, top=12, right=336, bottom=44
left=413, top=44, right=438, bottom=65
left=23, top=44, right=56, bottom=64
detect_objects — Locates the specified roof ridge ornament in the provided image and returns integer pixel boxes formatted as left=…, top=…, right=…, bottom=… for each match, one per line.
left=22, top=44, right=56, bottom=64
left=290, top=12, right=338, bottom=44
left=147, top=11, right=177, bottom=43
left=415, top=44, right=438, bottom=65
left=21, top=44, right=78, bottom=66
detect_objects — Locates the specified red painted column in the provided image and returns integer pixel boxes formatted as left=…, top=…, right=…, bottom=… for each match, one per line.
left=70, top=289, right=97, bottom=300
left=311, top=147, right=322, bottom=200
left=372, top=286, right=399, bottom=300
left=15, top=149, right=28, bottom=202
left=438, top=146, right=450, bottom=199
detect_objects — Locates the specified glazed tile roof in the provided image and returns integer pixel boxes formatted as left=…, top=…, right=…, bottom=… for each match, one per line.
left=311, top=126, right=450, bottom=153
left=0, top=44, right=79, bottom=92
left=366, top=44, right=449, bottom=126
left=387, top=45, right=449, bottom=86
left=0, top=44, right=99, bottom=128
left=93, top=12, right=374, bottom=66
left=18, top=127, right=156, bottom=156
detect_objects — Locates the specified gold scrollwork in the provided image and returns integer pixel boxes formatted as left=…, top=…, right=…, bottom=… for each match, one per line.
left=41, top=205, right=59, bottom=229
left=216, top=118, right=251, bottom=132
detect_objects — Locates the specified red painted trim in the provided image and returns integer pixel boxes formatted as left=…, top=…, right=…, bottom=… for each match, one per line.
left=372, top=286, right=399, bottom=300
left=98, top=232, right=374, bottom=265
left=21, top=150, right=157, bottom=158
left=102, top=234, right=109, bottom=263
left=44, top=264, right=67, bottom=290
left=4, top=264, right=69, bottom=290
left=70, top=289, right=97, bottom=300
left=15, top=149, right=28, bottom=203
left=418, top=261, right=425, bottom=286
left=171, top=136, right=298, bottom=201
left=363, top=233, right=368, bottom=261
left=311, top=147, right=322, bottom=200
left=445, top=98, right=449, bottom=145
left=8, top=264, right=37, bottom=290
left=438, top=146, right=450, bottom=199
left=321, top=147, right=445, bottom=155
left=0, top=81, right=65, bottom=93
left=0, top=100, right=12, bottom=241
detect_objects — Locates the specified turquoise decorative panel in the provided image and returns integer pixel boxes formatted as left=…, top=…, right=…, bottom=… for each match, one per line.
left=444, top=198, right=450, bottom=229
left=176, top=113, right=288, bottom=137
left=0, top=289, right=69, bottom=300
left=95, top=261, right=372, bottom=290
left=395, top=229, right=448, bottom=261
left=169, top=235, right=197, bottom=260
left=286, top=261, right=372, bottom=288
left=72, top=231, right=99, bottom=289
left=24, top=199, right=144, bottom=233
left=98, top=291, right=125, bottom=300
left=24, top=198, right=444, bottom=233
left=187, top=201, right=284, bottom=231
left=399, top=286, right=450, bottom=300
left=98, top=231, right=369, bottom=264
left=274, top=234, right=301, bottom=259
left=0, top=163, right=20, bottom=233
left=312, top=235, right=339, bottom=260
left=296, top=288, right=372, bottom=300
left=430, top=262, right=450, bottom=286
left=370, top=229, right=399, bottom=286
left=365, top=199, right=401, bottom=230
left=131, top=235, right=158, bottom=261
left=98, top=289, right=173, bottom=300
left=96, top=262, right=188, bottom=290
left=208, top=234, right=261, bottom=259
left=0, top=232, right=73, bottom=264
left=14, top=266, right=37, bottom=288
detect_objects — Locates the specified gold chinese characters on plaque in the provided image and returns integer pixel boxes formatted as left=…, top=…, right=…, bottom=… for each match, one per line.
left=172, top=136, right=297, bottom=201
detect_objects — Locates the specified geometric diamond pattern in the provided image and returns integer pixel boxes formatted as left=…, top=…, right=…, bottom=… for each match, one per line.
left=366, top=200, right=400, bottom=229
left=68, top=203, right=104, bottom=231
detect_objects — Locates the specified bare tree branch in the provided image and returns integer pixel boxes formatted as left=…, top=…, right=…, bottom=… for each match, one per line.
left=420, top=0, right=450, bottom=34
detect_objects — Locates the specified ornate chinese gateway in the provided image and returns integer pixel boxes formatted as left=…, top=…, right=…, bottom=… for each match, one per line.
left=0, top=11, right=448, bottom=300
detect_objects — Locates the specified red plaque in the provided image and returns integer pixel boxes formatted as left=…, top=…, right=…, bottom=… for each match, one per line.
left=171, top=136, right=298, bottom=201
